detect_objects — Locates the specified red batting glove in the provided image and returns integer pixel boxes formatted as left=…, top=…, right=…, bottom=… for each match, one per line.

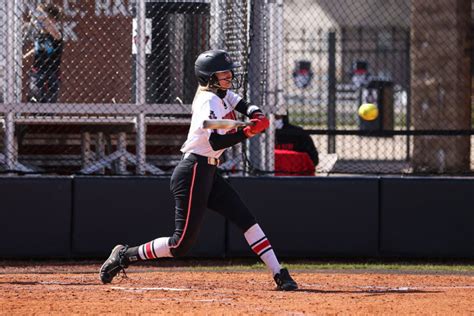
left=243, top=115, right=270, bottom=138
left=251, top=112, right=270, bottom=132
left=243, top=118, right=259, bottom=138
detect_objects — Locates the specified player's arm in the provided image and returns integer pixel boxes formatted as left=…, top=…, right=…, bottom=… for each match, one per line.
left=208, top=114, right=270, bottom=147
left=208, top=130, right=248, bottom=151
left=225, top=90, right=264, bottom=118
left=232, top=95, right=270, bottom=139
left=200, top=95, right=249, bottom=150
left=225, top=93, right=269, bottom=140
left=234, top=99, right=264, bottom=118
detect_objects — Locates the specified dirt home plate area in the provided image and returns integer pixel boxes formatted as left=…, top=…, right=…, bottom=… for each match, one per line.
left=0, top=262, right=473, bottom=315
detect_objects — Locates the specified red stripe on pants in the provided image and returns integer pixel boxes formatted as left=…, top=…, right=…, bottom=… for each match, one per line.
left=171, top=163, right=198, bottom=249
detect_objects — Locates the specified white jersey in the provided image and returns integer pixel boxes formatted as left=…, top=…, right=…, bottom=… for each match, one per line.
left=180, top=89, right=242, bottom=159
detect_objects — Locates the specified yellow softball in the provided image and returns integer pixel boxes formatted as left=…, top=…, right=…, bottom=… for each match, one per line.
left=358, top=103, right=379, bottom=121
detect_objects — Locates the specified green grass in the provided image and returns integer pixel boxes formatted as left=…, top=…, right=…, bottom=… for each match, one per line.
left=283, top=262, right=474, bottom=273
left=158, top=259, right=474, bottom=274
left=1, top=259, right=473, bottom=275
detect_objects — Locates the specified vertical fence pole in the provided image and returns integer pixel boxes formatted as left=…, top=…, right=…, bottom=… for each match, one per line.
left=5, top=1, right=14, bottom=107
left=4, top=1, right=22, bottom=171
left=135, top=0, right=146, bottom=175
left=96, top=132, right=105, bottom=174
left=210, top=0, right=224, bottom=48
left=81, top=132, right=92, bottom=168
left=5, top=112, right=15, bottom=170
left=246, top=0, right=264, bottom=173
left=327, top=31, right=336, bottom=154
left=405, top=30, right=411, bottom=161
left=117, top=132, right=127, bottom=174
left=5, top=0, right=22, bottom=104
left=264, top=0, right=283, bottom=172
left=136, top=113, right=146, bottom=174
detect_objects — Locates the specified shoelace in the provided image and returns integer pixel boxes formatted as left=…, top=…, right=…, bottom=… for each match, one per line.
left=116, top=267, right=128, bottom=280
left=116, top=246, right=129, bottom=280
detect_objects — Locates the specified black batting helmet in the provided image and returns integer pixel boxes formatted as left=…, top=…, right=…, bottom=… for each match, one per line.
left=195, top=49, right=241, bottom=88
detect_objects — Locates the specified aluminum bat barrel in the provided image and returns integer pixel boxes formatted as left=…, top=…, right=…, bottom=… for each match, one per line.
left=202, top=119, right=254, bottom=130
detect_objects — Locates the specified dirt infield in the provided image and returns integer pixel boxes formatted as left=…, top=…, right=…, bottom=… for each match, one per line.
left=0, top=262, right=473, bottom=315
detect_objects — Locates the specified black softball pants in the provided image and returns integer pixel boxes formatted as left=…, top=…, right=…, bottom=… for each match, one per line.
left=168, top=153, right=256, bottom=257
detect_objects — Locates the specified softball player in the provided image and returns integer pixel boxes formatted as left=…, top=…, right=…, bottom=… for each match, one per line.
left=100, top=49, right=297, bottom=291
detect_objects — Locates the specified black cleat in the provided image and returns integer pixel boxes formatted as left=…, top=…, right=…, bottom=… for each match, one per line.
left=99, top=245, right=129, bottom=284
left=274, top=268, right=298, bottom=291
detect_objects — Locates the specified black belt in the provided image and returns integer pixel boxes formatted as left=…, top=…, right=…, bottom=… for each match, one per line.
left=184, top=153, right=220, bottom=166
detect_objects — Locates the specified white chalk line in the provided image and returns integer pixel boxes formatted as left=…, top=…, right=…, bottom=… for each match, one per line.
left=111, top=286, right=192, bottom=292
left=357, top=285, right=474, bottom=291
left=39, top=281, right=74, bottom=285
left=301, top=283, right=474, bottom=291
left=150, top=298, right=234, bottom=303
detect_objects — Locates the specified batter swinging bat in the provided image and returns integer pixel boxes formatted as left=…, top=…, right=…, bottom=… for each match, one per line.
left=202, top=119, right=254, bottom=130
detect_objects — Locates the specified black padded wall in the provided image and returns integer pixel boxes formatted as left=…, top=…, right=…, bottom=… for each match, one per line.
left=0, top=177, right=72, bottom=257
left=1, top=176, right=472, bottom=259
left=226, top=177, right=380, bottom=257
left=72, top=176, right=225, bottom=257
left=380, top=177, right=474, bottom=258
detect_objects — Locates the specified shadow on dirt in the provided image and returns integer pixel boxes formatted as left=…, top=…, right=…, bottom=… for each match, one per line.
left=295, top=288, right=441, bottom=295
left=0, top=281, right=100, bottom=286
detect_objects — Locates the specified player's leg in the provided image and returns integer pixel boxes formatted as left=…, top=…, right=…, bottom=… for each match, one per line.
left=100, top=157, right=215, bottom=283
left=135, top=159, right=215, bottom=258
left=125, top=160, right=213, bottom=261
left=207, top=174, right=297, bottom=290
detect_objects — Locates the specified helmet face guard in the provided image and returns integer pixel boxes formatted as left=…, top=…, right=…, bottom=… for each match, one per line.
left=195, top=49, right=242, bottom=89
left=209, top=70, right=243, bottom=90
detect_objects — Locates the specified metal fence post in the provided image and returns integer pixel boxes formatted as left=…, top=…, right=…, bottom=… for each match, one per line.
left=117, top=132, right=127, bottom=174
left=81, top=132, right=92, bottom=168
left=135, top=0, right=146, bottom=175
left=96, top=132, right=106, bottom=174
left=4, top=1, right=22, bottom=171
left=136, top=113, right=146, bottom=175
left=327, top=31, right=337, bottom=154
left=210, top=0, right=224, bottom=47
left=5, top=112, right=15, bottom=170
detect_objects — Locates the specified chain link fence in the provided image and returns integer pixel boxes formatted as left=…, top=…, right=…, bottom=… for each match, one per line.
left=0, top=0, right=472, bottom=176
